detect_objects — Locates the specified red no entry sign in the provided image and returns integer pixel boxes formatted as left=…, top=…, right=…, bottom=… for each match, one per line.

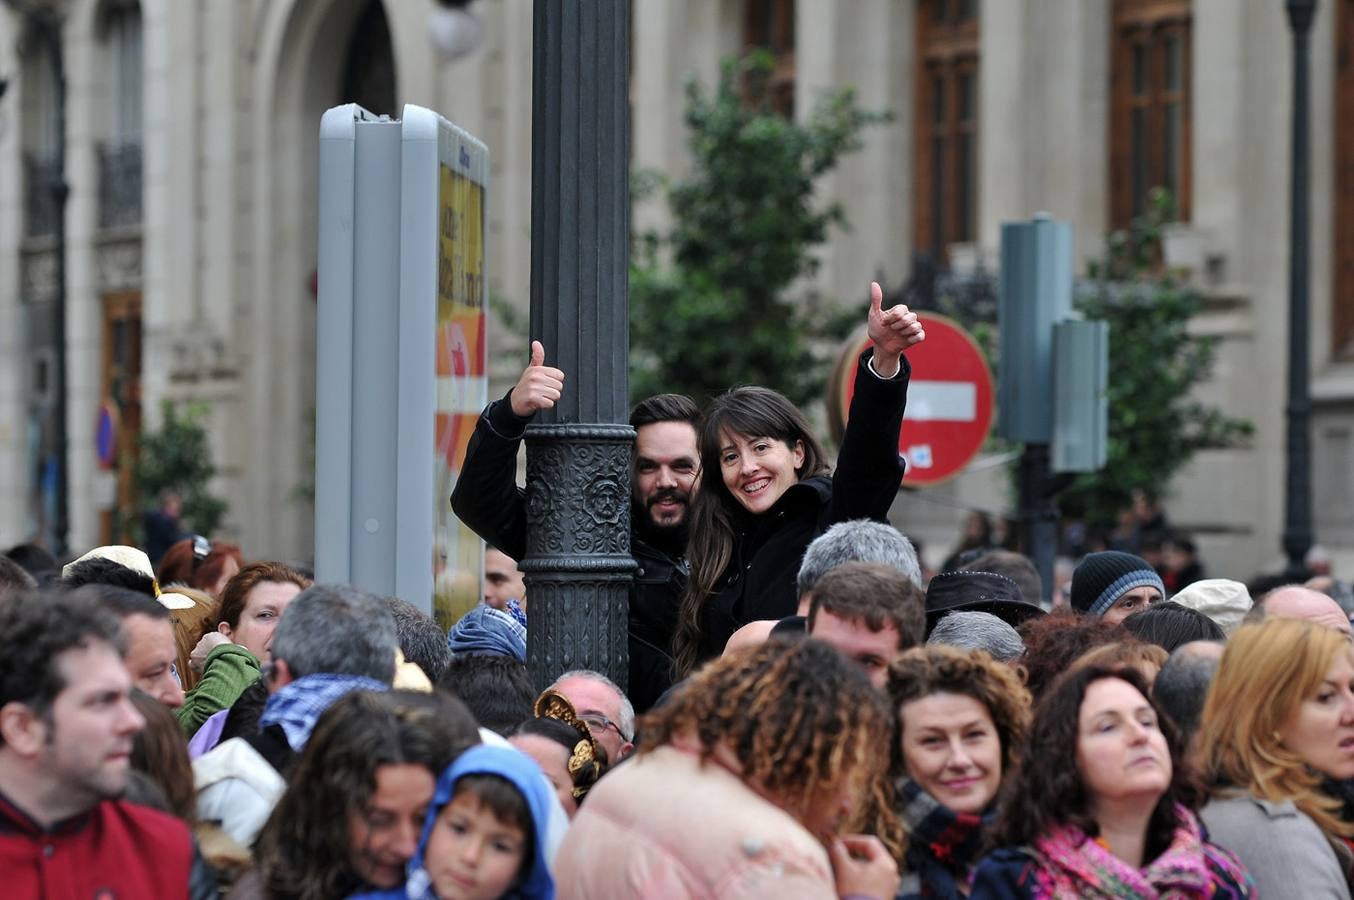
left=830, top=312, right=995, bottom=487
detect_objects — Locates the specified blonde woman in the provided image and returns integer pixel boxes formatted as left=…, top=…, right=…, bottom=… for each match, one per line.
left=1197, top=618, right=1354, bottom=898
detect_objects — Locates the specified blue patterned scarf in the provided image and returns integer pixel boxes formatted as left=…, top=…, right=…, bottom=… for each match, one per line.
left=259, top=673, right=389, bottom=751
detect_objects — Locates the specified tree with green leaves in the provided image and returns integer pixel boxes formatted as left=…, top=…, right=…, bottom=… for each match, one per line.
left=134, top=400, right=227, bottom=538
left=629, top=52, right=887, bottom=406
left=1059, top=189, right=1253, bottom=528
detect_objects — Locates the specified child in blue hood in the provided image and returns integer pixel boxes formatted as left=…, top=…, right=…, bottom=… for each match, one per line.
left=352, top=744, right=555, bottom=900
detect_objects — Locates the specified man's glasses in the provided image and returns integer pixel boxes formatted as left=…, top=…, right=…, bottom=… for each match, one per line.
left=577, top=711, right=630, bottom=742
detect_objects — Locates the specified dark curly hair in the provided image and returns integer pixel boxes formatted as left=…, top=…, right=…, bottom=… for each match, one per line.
left=868, top=646, right=1031, bottom=860
left=1017, top=611, right=1127, bottom=699
left=987, top=665, right=1202, bottom=861
left=641, top=637, right=892, bottom=834
left=253, top=689, right=480, bottom=900
left=0, top=588, right=124, bottom=739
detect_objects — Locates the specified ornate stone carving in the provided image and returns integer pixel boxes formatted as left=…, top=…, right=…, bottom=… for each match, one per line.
left=95, top=236, right=143, bottom=292
left=20, top=248, right=58, bottom=304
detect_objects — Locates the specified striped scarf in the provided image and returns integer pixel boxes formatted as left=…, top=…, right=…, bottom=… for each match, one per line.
left=258, top=673, right=389, bottom=751
left=896, top=778, right=990, bottom=900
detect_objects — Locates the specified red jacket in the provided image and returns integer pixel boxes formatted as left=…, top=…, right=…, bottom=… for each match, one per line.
left=0, top=791, right=195, bottom=899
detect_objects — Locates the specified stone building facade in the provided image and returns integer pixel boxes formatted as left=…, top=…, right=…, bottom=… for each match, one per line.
left=1, top=0, right=1351, bottom=581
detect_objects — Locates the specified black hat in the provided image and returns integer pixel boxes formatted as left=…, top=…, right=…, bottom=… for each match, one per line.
left=924, top=570, right=1045, bottom=633
left=1070, top=551, right=1166, bottom=616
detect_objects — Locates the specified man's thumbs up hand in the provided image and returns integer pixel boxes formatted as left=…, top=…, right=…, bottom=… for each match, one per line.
left=509, top=340, right=566, bottom=417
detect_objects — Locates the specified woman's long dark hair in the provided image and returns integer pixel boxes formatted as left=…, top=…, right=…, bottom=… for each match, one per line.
left=253, top=689, right=480, bottom=900
left=987, top=665, right=1202, bottom=862
left=671, top=386, right=828, bottom=677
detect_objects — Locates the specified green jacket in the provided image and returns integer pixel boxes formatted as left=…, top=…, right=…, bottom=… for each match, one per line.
left=176, top=643, right=261, bottom=736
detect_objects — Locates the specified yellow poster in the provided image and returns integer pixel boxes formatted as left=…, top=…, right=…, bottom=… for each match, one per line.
left=434, top=161, right=488, bottom=629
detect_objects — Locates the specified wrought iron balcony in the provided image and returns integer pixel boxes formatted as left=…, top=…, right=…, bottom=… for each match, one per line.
left=97, top=141, right=142, bottom=229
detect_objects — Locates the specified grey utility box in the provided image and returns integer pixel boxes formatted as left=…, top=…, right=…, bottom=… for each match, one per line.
left=998, top=216, right=1074, bottom=443
left=1051, top=319, right=1109, bottom=473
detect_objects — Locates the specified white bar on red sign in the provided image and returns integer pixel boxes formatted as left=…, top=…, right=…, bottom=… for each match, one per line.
left=903, top=381, right=977, bottom=422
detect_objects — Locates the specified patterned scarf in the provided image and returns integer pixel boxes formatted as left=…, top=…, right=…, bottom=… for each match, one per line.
left=258, top=673, right=389, bottom=751
left=1025, top=805, right=1251, bottom=899
left=447, top=603, right=527, bottom=662
left=896, top=778, right=990, bottom=900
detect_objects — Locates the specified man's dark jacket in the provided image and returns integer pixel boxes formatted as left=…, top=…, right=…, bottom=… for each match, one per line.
left=450, top=395, right=684, bottom=713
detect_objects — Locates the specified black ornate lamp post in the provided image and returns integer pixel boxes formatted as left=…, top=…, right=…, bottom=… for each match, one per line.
left=1283, top=0, right=1316, bottom=580
left=523, top=0, right=634, bottom=690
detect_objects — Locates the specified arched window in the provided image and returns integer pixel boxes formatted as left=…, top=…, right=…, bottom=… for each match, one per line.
left=340, top=0, right=396, bottom=116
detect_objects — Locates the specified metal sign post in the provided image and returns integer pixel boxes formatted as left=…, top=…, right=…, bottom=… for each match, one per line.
left=315, top=104, right=489, bottom=619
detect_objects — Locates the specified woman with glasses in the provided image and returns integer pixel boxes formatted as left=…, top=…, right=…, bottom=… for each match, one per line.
left=554, top=638, right=900, bottom=899
left=1196, top=618, right=1354, bottom=898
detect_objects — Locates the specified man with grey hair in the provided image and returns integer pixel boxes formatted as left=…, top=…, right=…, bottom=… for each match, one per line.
left=549, top=669, right=635, bottom=763
left=724, top=520, right=922, bottom=653
left=194, top=584, right=400, bottom=846
left=927, top=610, right=1025, bottom=663
left=1153, top=640, right=1225, bottom=754
left=796, top=519, right=923, bottom=597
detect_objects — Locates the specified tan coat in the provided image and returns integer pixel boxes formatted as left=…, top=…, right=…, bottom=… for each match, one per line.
left=553, top=742, right=836, bottom=900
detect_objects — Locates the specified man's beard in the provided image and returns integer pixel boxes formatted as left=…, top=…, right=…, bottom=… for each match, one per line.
left=632, top=489, right=690, bottom=555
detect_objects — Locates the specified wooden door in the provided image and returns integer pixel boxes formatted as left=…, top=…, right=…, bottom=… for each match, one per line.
left=100, top=291, right=143, bottom=544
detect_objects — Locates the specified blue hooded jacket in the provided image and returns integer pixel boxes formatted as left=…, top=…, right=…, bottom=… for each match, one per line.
left=350, top=744, right=555, bottom=900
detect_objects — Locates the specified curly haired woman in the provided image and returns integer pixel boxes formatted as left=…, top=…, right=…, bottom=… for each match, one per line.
left=553, top=638, right=899, bottom=900
left=969, top=666, right=1252, bottom=899
left=885, top=645, right=1031, bottom=899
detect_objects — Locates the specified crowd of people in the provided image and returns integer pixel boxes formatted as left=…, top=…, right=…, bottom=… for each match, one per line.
left=2, top=283, right=1354, bottom=898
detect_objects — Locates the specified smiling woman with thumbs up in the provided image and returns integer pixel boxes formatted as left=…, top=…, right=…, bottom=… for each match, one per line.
left=670, top=282, right=925, bottom=677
